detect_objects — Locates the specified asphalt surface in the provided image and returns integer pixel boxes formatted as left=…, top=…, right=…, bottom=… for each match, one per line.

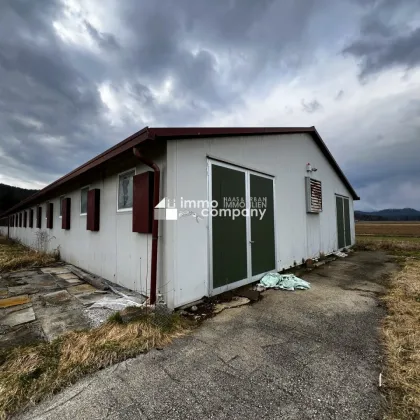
left=18, top=251, right=397, bottom=420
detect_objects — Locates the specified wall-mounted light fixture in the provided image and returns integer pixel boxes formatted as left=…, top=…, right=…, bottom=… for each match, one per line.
left=306, top=163, right=318, bottom=173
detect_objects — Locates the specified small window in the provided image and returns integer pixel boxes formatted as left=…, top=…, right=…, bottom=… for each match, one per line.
left=118, top=169, right=135, bottom=211
left=81, top=187, right=89, bottom=215
left=59, top=196, right=64, bottom=217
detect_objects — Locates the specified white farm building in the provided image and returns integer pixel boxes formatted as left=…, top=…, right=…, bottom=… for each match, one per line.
left=0, top=127, right=359, bottom=308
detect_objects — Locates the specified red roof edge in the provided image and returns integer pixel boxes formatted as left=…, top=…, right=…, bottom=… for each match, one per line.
left=1, top=126, right=359, bottom=217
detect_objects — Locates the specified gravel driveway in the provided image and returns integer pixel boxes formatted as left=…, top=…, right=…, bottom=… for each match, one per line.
left=18, top=251, right=397, bottom=420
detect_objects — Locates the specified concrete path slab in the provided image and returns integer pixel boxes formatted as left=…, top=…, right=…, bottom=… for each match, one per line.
left=0, top=322, right=45, bottom=350
left=43, top=290, right=73, bottom=305
left=1, top=307, right=35, bottom=327
left=57, top=273, right=80, bottom=281
left=0, top=294, right=30, bottom=308
left=67, top=284, right=96, bottom=295
left=30, top=274, right=57, bottom=287
left=7, top=270, right=39, bottom=278
left=7, top=284, right=41, bottom=295
left=18, top=251, right=398, bottom=420
left=41, top=267, right=71, bottom=274
left=35, top=303, right=91, bottom=341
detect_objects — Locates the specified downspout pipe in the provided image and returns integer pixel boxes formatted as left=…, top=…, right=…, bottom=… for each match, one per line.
left=133, top=147, right=160, bottom=305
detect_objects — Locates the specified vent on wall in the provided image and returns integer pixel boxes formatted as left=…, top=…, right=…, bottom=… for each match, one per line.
left=87, top=189, right=100, bottom=231
left=305, top=177, right=322, bottom=213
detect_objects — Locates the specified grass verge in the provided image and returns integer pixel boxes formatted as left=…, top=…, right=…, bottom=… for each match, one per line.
left=355, top=236, right=420, bottom=255
left=356, top=236, right=420, bottom=419
left=0, top=311, right=189, bottom=418
left=0, top=236, right=57, bottom=272
left=382, top=259, right=420, bottom=420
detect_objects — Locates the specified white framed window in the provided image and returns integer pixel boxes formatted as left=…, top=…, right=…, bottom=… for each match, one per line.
left=59, top=196, right=64, bottom=218
left=117, top=168, right=135, bottom=211
left=80, top=186, right=89, bottom=215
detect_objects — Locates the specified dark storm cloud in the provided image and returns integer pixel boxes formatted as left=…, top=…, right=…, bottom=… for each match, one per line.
left=343, top=0, right=420, bottom=78
left=301, top=99, right=322, bottom=113
left=0, top=0, right=329, bottom=186
left=116, top=0, right=326, bottom=113
left=84, top=21, right=120, bottom=51
left=1, top=0, right=325, bottom=186
left=0, top=0, right=109, bottom=184
left=327, top=97, right=420, bottom=210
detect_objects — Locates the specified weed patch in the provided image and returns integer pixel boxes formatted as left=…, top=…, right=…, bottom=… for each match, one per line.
left=0, top=237, right=57, bottom=272
left=382, top=259, right=420, bottom=419
left=0, top=313, right=189, bottom=418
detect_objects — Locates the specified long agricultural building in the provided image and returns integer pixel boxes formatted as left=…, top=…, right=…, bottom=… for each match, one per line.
left=0, top=127, right=359, bottom=308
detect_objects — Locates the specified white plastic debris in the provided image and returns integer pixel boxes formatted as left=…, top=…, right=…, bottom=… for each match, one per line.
left=257, top=273, right=310, bottom=291
left=89, top=297, right=144, bottom=311
left=334, top=251, right=348, bottom=258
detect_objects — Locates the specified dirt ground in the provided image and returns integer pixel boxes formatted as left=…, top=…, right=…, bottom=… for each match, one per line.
left=356, top=222, right=420, bottom=237
left=18, top=250, right=397, bottom=420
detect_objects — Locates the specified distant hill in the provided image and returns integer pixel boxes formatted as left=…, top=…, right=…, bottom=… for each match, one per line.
left=355, top=208, right=420, bottom=221
left=0, top=183, right=39, bottom=214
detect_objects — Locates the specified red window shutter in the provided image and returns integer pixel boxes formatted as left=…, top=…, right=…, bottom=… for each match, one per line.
left=23, top=211, right=27, bottom=228
left=47, top=203, right=53, bottom=229
left=62, top=198, right=71, bottom=230
left=36, top=206, right=42, bottom=228
left=29, top=209, right=34, bottom=228
left=87, top=189, right=100, bottom=231
left=132, top=171, right=154, bottom=233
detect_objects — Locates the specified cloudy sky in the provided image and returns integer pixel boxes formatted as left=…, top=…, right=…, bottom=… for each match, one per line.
left=0, top=0, right=419, bottom=210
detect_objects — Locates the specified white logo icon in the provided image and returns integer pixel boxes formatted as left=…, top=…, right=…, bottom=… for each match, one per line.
left=155, top=198, right=178, bottom=220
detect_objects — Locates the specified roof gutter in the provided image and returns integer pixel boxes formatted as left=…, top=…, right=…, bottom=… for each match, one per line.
left=132, top=146, right=160, bottom=305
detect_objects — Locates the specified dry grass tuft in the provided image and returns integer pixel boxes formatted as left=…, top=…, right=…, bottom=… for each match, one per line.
left=355, top=236, right=420, bottom=253
left=381, top=259, right=420, bottom=419
left=0, top=237, right=56, bottom=272
left=0, top=312, right=189, bottom=418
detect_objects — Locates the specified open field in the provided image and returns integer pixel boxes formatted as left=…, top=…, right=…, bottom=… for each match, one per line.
left=355, top=221, right=420, bottom=237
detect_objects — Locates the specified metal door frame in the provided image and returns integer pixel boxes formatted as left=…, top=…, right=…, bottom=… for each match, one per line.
left=207, top=158, right=278, bottom=296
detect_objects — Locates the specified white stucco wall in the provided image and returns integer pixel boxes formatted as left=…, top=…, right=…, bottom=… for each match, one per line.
left=6, top=147, right=168, bottom=303
left=4, top=133, right=356, bottom=309
left=165, top=133, right=356, bottom=307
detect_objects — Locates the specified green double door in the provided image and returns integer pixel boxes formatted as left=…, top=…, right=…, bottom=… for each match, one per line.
left=336, top=195, right=352, bottom=248
left=211, top=162, right=276, bottom=291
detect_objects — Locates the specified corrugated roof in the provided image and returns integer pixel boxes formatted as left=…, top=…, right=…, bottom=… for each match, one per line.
left=1, top=126, right=359, bottom=217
